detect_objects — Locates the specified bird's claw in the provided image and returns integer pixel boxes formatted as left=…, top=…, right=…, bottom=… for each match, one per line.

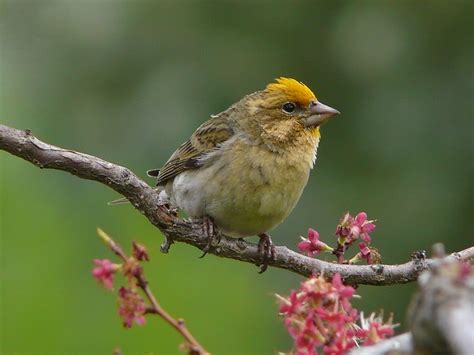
left=199, top=216, right=221, bottom=258
left=257, top=233, right=275, bottom=273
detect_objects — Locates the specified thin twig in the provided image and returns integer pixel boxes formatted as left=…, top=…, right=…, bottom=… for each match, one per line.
left=97, top=229, right=208, bottom=355
left=1, top=124, right=473, bottom=285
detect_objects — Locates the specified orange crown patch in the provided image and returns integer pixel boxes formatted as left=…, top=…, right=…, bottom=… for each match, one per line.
left=266, top=77, right=316, bottom=106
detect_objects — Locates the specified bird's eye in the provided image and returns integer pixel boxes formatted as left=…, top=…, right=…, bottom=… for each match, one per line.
left=282, top=102, right=296, bottom=114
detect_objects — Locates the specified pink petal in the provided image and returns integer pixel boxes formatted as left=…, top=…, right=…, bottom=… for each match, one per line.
left=362, top=222, right=376, bottom=233
left=331, top=273, right=355, bottom=298
left=298, top=240, right=312, bottom=253
left=92, top=259, right=116, bottom=290
left=307, top=228, right=320, bottom=243
left=350, top=225, right=361, bottom=239
left=355, top=212, right=367, bottom=225
left=331, top=273, right=343, bottom=288
left=359, top=243, right=370, bottom=256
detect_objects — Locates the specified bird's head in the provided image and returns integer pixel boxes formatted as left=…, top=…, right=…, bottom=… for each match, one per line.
left=260, top=77, right=340, bottom=129
left=238, top=77, right=340, bottom=150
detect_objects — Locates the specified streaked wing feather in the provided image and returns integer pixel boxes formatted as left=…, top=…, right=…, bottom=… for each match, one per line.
left=154, top=117, right=233, bottom=186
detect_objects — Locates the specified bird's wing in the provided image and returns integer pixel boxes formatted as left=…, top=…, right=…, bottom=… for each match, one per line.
left=153, top=116, right=234, bottom=186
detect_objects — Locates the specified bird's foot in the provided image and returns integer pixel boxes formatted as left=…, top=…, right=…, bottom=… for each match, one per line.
left=199, top=215, right=221, bottom=258
left=257, top=233, right=276, bottom=273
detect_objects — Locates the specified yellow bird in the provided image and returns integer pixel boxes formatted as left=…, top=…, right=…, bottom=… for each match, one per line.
left=147, top=77, right=339, bottom=271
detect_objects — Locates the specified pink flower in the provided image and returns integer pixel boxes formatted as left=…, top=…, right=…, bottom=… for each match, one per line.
left=358, top=313, right=395, bottom=346
left=118, top=287, right=147, bottom=328
left=335, top=213, right=354, bottom=240
left=295, top=314, right=320, bottom=355
left=355, top=212, right=376, bottom=243
left=331, top=273, right=356, bottom=299
left=279, top=290, right=301, bottom=315
left=298, top=228, right=333, bottom=256
left=92, top=259, right=119, bottom=290
left=278, top=274, right=359, bottom=354
left=323, top=329, right=357, bottom=355
left=359, top=242, right=373, bottom=264
left=278, top=274, right=394, bottom=354
left=335, top=212, right=376, bottom=245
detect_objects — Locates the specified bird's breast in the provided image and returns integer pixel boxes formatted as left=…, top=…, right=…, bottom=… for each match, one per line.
left=170, top=134, right=319, bottom=236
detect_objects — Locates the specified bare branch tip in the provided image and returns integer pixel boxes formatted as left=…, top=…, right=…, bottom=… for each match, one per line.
left=97, top=227, right=114, bottom=247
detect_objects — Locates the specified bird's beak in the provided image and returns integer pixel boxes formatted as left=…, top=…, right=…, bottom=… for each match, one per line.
left=302, top=101, right=340, bottom=128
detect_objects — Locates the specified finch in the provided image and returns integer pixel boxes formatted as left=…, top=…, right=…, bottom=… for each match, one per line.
left=148, top=77, right=339, bottom=271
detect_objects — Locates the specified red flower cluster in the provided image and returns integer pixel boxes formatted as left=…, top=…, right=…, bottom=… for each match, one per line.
left=299, top=212, right=378, bottom=265
left=92, top=259, right=119, bottom=290
left=278, top=274, right=394, bottom=355
left=336, top=212, right=378, bottom=264
left=356, top=313, right=395, bottom=346
left=92, top=241, right=150, bottom=328
left=118, top=287, right=147, bottom=328
left=336, top=212, right=375, bottom=244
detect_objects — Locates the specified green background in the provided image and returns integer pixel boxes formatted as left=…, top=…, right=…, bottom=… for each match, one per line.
left=1, top=1, right=472, bottom=354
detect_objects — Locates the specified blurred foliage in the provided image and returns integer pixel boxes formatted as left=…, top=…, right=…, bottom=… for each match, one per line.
left=1, top=1, right=473, bottom=354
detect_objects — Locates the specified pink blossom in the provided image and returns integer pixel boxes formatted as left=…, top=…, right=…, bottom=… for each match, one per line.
left=359, top=242, right=373, bottom=264
left=295, top=313, right=320, bottom=355
left=314, top=306, right=354, bottom=327
left=92, top=259, right=119, bottom=290
left=336, top=212, right=376, bottom=243
left=118, top=287, right=147, bottom=328
left=331, top=273, right=356, bottom=299
left=323, top=329, right=357, bottom=355
left=357, top=313, right=395, bottom=346
left=335, top=213, right=354, bottom=240
left=298, top=228, right=333, bottom=256
left=278, top=274, right=394, bottom=354
left=355, top=212, right=376, bottom=243
left=278, top=274, right=358, bottom=353
left=279, top=290, right=301, bottom=315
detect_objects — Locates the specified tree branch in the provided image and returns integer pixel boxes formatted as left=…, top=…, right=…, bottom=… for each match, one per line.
left=1, top=124, right=473, bottom=285
left=350, top=256, right=473, bottom=354
left=349, top=333, right=413, bottom=354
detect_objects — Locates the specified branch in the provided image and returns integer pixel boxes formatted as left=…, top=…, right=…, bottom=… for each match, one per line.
left=349, top=333, right=413, bottom=354
left=1, top=124, right=473, bottom=285
left=407, top=258, right=474, bottom=354
left=350, top=257, right=474, bottom=355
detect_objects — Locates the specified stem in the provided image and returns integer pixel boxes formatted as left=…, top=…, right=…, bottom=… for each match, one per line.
left=136, top=273, right=208, bottom=355
left=98, top=228, right=208, bottom=354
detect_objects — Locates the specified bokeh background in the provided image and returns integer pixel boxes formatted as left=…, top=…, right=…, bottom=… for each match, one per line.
left=1, top=1, right=472, bottom=354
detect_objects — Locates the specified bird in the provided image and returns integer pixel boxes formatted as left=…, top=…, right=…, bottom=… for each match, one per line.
left=147, top=77, right=339, bottom=272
